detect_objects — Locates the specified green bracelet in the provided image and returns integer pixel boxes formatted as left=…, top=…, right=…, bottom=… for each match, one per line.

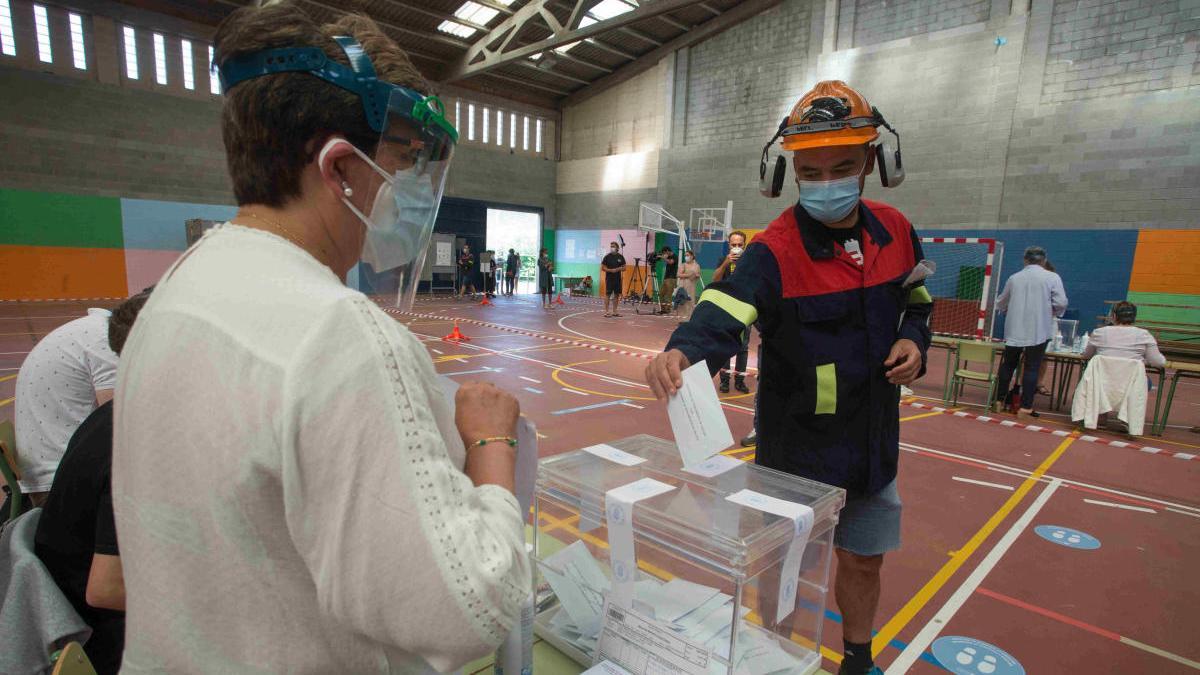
left=474, top=436, right=518, bottom=448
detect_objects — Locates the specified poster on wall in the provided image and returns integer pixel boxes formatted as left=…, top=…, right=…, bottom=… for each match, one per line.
left=435, top=241, right=452, bottom=267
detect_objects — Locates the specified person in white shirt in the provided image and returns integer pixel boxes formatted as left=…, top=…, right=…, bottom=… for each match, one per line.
left=1083, top=301, right=1166, bottom=368
left=994, top=246, right=1068, bottom=417
left=14, top=307, right=118, bottom=502
left=113, top=7, right=528, bottom=673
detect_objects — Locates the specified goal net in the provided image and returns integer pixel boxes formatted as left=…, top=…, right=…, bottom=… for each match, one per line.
left=919, top=237, right=1003, bottom=340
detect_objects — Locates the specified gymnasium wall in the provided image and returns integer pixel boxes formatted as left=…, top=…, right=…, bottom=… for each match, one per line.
left=555, top=0, right=1200, bottom=333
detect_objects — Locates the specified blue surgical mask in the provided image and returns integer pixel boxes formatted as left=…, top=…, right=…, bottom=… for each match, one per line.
left=797, top=174, right=862, bottom=224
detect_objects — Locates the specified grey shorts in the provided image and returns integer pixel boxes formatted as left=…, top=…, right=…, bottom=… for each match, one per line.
left=834, top=480, right=902, bottom=557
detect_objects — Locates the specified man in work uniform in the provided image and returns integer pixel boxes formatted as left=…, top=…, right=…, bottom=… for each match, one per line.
left=646, top=81, right=932, bottom=675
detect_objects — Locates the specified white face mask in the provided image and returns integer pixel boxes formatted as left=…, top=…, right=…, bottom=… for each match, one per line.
left=321, top=138, right=437, bottom=272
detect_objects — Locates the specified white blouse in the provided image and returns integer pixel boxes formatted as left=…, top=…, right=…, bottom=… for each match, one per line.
left=113, top=224, right=528, bottom=673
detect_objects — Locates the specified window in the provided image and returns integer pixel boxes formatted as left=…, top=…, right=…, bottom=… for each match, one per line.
left=122, top=26, right=138, bottom=79
left=208, top=45, right=220, bottom=94
left=467, top=103, right=475, bottom=141
left=495, top=110, right=504, bottom=145
left=68, top=13, right=87, bottom=69
left=536, top=119, right=544, bottom=153
left=482, top=107, right=489, bottom=143
left=33, top=4, right=51, bottom=63
left=454, top=100, right=461, bottom=129
left=180, top=38, right=194, bottom=89
left=509, top=114, right=517, bottom=148
left=153, top=32, right=167, bottom=84
left=522, top=116, right=530, bottom=151
left=0, top=0, right=15, bottom=56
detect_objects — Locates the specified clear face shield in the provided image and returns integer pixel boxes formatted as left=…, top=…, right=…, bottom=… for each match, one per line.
left=343, top=90, right=456, bottom=311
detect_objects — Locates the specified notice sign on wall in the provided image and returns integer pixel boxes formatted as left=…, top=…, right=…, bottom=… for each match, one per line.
left=435, top=241, right=452, bottom=267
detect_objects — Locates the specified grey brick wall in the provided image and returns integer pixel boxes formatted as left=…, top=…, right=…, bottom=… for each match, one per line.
left=849, top=0, right=992, bottom=48
left=684, top=0, right=811, bottom=146
left=1042, top=0, right=1199, bottom=104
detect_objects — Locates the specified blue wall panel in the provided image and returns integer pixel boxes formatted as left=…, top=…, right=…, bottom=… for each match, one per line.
left=120, top=198, right=236, bottom=251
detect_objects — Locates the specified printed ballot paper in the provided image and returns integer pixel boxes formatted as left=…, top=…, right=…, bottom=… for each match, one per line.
left=596, top=603, right=711, bottom=675
left=667, top=362, right=734, bottom=467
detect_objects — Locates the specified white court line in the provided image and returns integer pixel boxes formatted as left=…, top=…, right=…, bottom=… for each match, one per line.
left=555, top=310, right=663, bottom=354
left=951, top=476, right=1015, bottom=491
left=0, top=315, right=85, bottom=320
left=563, top=388, right=589, bottom=396
left=519, top=376, right=542, bottom=384
left=620, top=401, right=645, bottom=410
left=1166, top=507, right=1200, bottom=519
left=886, top=478, right=1062, bottom=675
left=431, top=348, right=443, bottom=354
left=0, top=351, right=30, bottom=355
left=1083, top=498, right=1156, bottom=514
left=900, top=442, right=1200, bottom=516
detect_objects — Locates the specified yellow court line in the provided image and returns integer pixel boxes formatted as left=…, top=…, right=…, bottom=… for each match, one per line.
left=0, top=374, right=17, bottom=383
left=899, top=407, right=961, bottom=422
left=871, top=432, right=1078, bottom=657
left=432, top=343, right=578, bottom=363
left=550, top=360, right=660, bottom=402
left=0, top=397, right=13, bottom=407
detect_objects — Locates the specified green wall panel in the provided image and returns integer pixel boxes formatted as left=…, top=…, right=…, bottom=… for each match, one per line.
left=0, top=189, right=124, bottom=248
left=1125, top=291, right=1200, bottom=342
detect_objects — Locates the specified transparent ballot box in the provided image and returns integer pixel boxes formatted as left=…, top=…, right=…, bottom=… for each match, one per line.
left=533, top=435, right=846, bottom=675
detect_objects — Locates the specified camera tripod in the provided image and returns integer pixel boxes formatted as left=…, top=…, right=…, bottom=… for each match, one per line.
left=625, top=257, right=659, bottom=315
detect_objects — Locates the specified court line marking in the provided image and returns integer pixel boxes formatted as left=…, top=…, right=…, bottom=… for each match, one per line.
left=562, top=388, right=590, bottom=396
left=551, top=399, right=632, bottom=416
left=0, top=374, right=16, bottom=383
left=431, top=348, right=443, bottom=354
left=900, top=441, right=1200, bottom=516
left=873, top=434, right=1077, bottom=658
left=1083, top=498, right=1156, bottom=514
left=519, top=376, right=542, bottom=384
left=556, top=310, right=662, bottom=354
left=0, top=351, right=30, bottom=355
left=899, top=410, right=947, bottom=422
left=886, top=478, right=1063, bottom=674
left=524, top=387, right=544, bottom=395
left=0, top=397, right=13, bottom=407
left=975, top=587, right=1200, bottom=671
left=951, top=476, right=1015, bottom=491
left=1166, top=507, right=1200, bottom=519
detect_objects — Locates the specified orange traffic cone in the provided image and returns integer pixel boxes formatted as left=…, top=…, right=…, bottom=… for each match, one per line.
left=554, top=292, right=566, bottom=305
left=479, top=296, right=493, bottom=306
left=443, top=321, right=470, bottom=342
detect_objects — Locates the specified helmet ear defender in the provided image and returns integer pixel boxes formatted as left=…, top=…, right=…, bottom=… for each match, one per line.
left=758, top=106, right=905, bottom=197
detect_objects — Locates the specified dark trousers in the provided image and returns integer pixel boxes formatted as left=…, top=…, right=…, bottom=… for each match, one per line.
left=505, top=275, right=515, bottom=294
left=721, top=331, right=751, bottom=383
left=996, top=340, right=1049, bottom=409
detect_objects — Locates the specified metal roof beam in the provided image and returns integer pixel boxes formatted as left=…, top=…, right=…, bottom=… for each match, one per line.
left=445, top=0, right=709, bottom=81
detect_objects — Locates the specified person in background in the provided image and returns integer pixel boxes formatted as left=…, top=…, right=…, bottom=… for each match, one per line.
left=713, top=230, right=751, bottom=394
left=676, top=249, right=702, bottom=320
left=1083, top=301, right=1165, bottom=369
left=602, top=241, right=627, bottom=318
left=505, top=248, right=520, bottom=296
left=14, top=308, right=118, bottom=506
left=34, top=289, right=152, bottom=675
left=1031, top=258, right=1057, bottom=398
left=457, top=242, right=476, bottom=298
left=480, top=250, right=496, bottom=299
left=658, top=246, right=679, bottom=315
left=538, top=247, right=554, bottom=308
left=113, top=6, right=529, bottom=671
left=994, top=246, right=1068, bottom=419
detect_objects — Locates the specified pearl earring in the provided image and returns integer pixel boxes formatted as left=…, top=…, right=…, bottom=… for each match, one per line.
left=342, top=182, right=353, bottom=197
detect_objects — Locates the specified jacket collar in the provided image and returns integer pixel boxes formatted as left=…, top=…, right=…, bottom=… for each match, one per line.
left=792, top=201, right=894, bottom=260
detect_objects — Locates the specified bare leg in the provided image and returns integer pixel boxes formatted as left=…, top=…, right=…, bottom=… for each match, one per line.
left=835, top=549, right=884, bottom=644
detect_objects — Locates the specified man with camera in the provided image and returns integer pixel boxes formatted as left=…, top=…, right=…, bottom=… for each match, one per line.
left=657, top=246, right=679, bottom=315
left=714, top=231, right=751, bottom=394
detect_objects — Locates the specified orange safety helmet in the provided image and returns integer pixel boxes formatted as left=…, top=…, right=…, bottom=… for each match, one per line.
left=780, top=80, right=880, bottom=151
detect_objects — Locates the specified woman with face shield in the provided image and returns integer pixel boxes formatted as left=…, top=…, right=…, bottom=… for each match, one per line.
left=110, top=5, right=529, bottom=672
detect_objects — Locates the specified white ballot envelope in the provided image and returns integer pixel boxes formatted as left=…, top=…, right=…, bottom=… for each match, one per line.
left=667, top=362, right=735, bottom=467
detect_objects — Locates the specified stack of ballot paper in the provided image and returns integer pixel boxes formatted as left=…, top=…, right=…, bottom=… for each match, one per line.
left=537, top=542, right=811, bottom=674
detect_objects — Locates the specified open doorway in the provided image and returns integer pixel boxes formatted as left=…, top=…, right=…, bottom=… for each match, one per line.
left=486, top=208, right=541, bottom=295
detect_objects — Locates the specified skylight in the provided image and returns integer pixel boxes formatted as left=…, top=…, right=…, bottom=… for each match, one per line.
left=68, top=13, right=86, bottom=69
left=555, top=0, right=633, bottom=54
left=437, top=1, right=503, bottom=39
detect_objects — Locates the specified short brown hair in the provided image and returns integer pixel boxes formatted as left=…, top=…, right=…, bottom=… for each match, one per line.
left=729, top=230, right=747, bottom=244
left=213, top=3, right=429, bottom=207
left=109, top=290, right=152, bottom=356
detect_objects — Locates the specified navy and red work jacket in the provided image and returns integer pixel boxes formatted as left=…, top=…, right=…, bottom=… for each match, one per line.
left=667, top=200, right=932, bottom=497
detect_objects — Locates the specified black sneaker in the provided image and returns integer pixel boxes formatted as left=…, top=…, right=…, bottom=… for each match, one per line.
left=740, top=433, right=756, bottom=447
left=719, top=380, right=730, bottom=394
left=734, top=379, right=750, bottom=394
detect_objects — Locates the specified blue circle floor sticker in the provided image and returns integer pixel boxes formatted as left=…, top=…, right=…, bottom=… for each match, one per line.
left=932, top=637, right=1024, bottom=675
left=1034, top=525, right=1101, bottom=550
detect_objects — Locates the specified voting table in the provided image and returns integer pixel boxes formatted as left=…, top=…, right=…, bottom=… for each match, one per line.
left=533, top=435, right=845, bottom=675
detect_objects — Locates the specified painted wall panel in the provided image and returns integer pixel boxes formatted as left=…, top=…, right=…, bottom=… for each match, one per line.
left=0, top=189, right=123, bottom=248
left=1128, top=230, right=1200, bottom=295
left=124, top=248, right=184, bottom=295
left=119, top=198, right=237, bottom=251
left=0, top=245, right=127, bottom=300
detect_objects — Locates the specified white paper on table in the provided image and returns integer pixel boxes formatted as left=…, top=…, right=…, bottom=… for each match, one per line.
left=605, top=478, right=676, bottom=609
left=582, top=661, right=634, bottom=675
left=673, top=591, right=732, bottom=634
left=681, top=453, right=742, bottom=478
left=596, top=601, right=710, bottom=675
left=539, top=540, right=611, bottom=636
left=725, top=489, right=815, bottom=624
left=583, top=443, right=647, bottom=466
left=667, top=362, right=735, bottom=467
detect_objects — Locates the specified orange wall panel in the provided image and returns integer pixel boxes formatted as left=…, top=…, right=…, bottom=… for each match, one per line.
left=0, top=245, right=128, bottom=300
left=1128, top=229, right=1200, bottom=295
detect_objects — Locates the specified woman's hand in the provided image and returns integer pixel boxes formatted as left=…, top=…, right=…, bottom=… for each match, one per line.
left=455, top=382, right=520, bottom=446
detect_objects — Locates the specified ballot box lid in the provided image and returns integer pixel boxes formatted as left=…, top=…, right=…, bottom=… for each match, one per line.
left=536, top=435, right=846, bottom=575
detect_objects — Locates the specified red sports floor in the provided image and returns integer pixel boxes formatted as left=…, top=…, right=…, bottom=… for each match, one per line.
left=2, top=294, right=1198, bottom=674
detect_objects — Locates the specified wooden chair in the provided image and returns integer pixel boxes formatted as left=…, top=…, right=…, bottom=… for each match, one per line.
left=0, top=421, right=23, bottom=523
left=51, top=642, right=98, bottom=675
left=949, top=341, right=1000, bottom=409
